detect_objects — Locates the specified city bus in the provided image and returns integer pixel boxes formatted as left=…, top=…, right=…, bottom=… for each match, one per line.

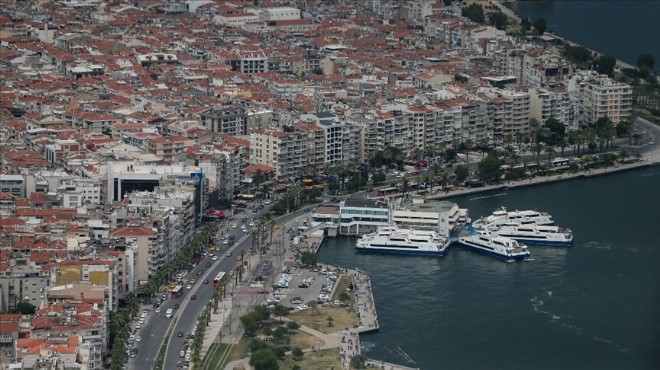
left=551, top=158, right=570, bottom=168
left=213, top=271, right=226, bottom=287
left=171, top=285, right=183, bottom=299
left=376, top=187, right=399, bottom=196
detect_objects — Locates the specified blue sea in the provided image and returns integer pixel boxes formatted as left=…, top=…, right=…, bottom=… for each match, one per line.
left=318, top=166, right=660, bottom=369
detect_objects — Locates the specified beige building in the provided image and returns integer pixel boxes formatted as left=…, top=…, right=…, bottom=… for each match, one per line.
left=574, top=74, right=632, bottom=125
left=109, top=226, right=157, bottom=284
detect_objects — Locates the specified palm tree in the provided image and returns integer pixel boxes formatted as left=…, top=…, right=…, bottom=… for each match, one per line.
left=545, top=147, right=556, bottom=167
left=441, top=172, right=449, bottom=191
left=618, top=149, right=628, bottom=163
left=250, top=229, right=259, bottom=255
left=401, top=177, right=409, bottom=196
left=269, top=218, right=277, bottom=244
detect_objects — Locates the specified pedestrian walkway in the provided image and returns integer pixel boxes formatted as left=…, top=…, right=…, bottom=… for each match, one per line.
left=352, top=270, right=378, bottom=333
left=199, top=295, right=233, bottom=360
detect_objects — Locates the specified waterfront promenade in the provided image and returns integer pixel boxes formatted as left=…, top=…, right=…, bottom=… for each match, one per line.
left=187, top=211, right=413, bottom=370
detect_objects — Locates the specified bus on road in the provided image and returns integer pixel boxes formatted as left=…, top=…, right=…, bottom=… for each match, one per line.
left=171, top=285, right=183, bottom=299
left=376, top=186, right=399, bottom=197
left=213, top=272, right=226, bottom=287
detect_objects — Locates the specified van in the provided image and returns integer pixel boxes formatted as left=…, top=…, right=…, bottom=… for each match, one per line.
left=165, top=308, right=173, bottom=318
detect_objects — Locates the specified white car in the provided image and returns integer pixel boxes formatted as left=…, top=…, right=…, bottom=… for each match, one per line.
left=155, top=307, right=161, bottom=313
left=223, top=240, right=228, bottom=244
left=165, top=308, right=173, bottom=318
left=296, top=304, right=309, bottom=311
left=138, top=318, right=145, bottom=325
left=249, top=221, right=255, bottom=226
left=135, top=323, right=141, bottom=329
left=232, top=224, right=237, bottom=228
left=135, top=336, right=142, bottom=342
left=186, top=285, right=192, bottom=290
left=212, top=255, right=218, bottom=261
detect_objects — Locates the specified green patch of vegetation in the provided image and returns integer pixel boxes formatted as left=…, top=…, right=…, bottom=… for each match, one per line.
left=280, top=347, right=342, bottom=370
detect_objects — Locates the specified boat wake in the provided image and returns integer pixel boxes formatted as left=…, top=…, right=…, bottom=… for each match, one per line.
left=582, top=241, right=612, bottom=250
left=360, top=341, right=376, bottom=353
left=641, top=172, right=660, bottom=177
left=469, top=192, right=506, bottom=200
left=530, top=296, right=629, bottom=353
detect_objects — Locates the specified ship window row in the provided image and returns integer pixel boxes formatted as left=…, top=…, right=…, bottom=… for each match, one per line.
left=340, top=217, right=388, bottom=223
left=371, top=244, right=419, bottom=249
left=341, top=210, right=388, bottom=216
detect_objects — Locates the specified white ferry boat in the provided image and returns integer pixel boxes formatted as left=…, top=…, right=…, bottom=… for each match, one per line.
left=472, top=207, right=554, bottom=229
left=355, top=225, right=450, bottom=256
left=485, top=223, right=573, bottom=246
left=458, top=231, right=530, bottom=261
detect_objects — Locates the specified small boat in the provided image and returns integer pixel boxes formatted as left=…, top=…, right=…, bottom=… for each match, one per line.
left=356, top=225, right=450, bottom=256
left=472, top=207, right=554, bottom=229
left=485, top=222, right=573, bottom=246
left=458, top=230, right=530, bottom=261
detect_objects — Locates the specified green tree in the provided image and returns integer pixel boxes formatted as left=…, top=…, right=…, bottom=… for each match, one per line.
left=300, top=251, right=317, bottom=266
left=637, top=53, right=655, bottom=70
left=488, top=11, right=508, bottom=30
left=462, top=3, right=485, bottom=24
left=477, top=153, right=502, bottom=183
left=371, top=172, right=386, bottom=185
left=13, top=301, right=36, bottom=314
left=533, top=17, right=547, bottom=35
left=286, top=321, right=300, bottom=330
left=250, top=348, right=279, bottom=370
left=544, top=118, right=566, bottom=146
left=350, top=354, right=368, bottom=369
left=595, top=54, right=617, bottom=76
left=273, top=304, right=289, bottom=321
left=292, top=347, right=304, bottom=361
left=454, top=165, right=469, bottom=183
left=520, top=17, right=531, bottom=35
left=326, top=315, right=334, bottom=327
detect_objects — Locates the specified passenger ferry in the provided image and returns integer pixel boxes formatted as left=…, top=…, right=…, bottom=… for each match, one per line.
left=472, top=207, right=554, bottom=229
left=355, top=225, right=450, bottom=256
left=485, top=223, right=573, bottom=246
left=458, top=230, right=530, bottom=261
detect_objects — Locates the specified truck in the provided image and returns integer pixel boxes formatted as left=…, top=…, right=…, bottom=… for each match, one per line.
left=293, top=236, right=300, bottom=246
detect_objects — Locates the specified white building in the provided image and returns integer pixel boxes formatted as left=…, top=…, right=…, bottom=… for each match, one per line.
left=257, top=7, right=300, bottom=22
left=214, top=12, right=259, bottom=27
left=391, top=199, right=461, bottom=237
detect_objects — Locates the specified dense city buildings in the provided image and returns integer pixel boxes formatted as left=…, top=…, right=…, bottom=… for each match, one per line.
left=0, top=0, right=640, bottom=368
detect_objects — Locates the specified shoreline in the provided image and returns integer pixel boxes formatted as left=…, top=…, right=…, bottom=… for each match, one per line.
left=426, top=159, right=656, bottom=201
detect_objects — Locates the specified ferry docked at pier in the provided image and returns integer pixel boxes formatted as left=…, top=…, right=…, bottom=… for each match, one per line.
left=472, top=207, right=554, bottom=229
left=458, top=230, right=530, bottom=261
left=485, top=222, right=574, bottom=246
left=355, top=225, right=450, bottom=256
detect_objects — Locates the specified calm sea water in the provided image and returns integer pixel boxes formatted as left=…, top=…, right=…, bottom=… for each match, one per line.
left=318, top=166, right=660, bottom=369
left=512, top=0, right=660, bottom=72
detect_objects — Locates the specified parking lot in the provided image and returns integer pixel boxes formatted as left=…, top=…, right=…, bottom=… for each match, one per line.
left=271, top=266, right=342, bottom=310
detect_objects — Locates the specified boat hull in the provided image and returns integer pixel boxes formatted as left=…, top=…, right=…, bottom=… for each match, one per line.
left=498, top=236, right=573, bottom=246
left=457, top=240, right=530, bottom=261
left=355, top=246, right=447, bottom=257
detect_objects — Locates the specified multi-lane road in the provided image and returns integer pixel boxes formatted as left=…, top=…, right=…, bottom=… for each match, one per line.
left=126, top=203, right=313, bottom=370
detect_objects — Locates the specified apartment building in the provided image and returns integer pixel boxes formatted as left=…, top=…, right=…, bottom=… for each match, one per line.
left=530, top=86, right=572, bottom=127
left=108, top=226, right=157, bottom=284
left=0, top=267, right=50, bottom=311
left=0, top=174, right=25, bottom=198
left=146, top=136, right=194, bottom=161
left=201, top=105, right=247, bottom=135
left=572, top=74, right=633, bottom=125
left=250, top=129, right=308, bottom=180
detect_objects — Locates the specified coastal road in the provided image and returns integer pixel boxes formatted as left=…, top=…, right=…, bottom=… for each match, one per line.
left=127, top=203, right=279, bottom=370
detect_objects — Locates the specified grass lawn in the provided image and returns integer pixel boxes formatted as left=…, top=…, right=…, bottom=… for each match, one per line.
left=332, top=276, right=356, bottom=305
left=280, top=347, right=342, bottom=369
left=290, top=327, right=324, bottom=350
left=288, top=306, right=357, bottom=334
